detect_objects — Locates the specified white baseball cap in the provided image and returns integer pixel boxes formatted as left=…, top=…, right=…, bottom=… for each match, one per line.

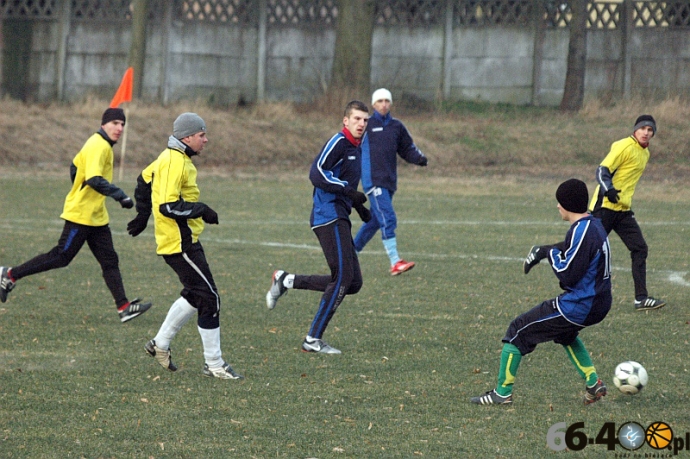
left=371, top=88, right=392, bottom=104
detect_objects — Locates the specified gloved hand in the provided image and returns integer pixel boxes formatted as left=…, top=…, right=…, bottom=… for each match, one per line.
left=605, top=188, right=620, bottom=204
left=119, top=196, right=134, bottom=209
left=417, top=156, right=428, bottom=167
left=354, top=203, right=372, bottom=223
left=127, top=213, right=149, bottom=237
left=202, top=206, right=219, bottom=224
left=524, top=245, right=549, bottom=274
left=345, top=188, right=367, bottom=207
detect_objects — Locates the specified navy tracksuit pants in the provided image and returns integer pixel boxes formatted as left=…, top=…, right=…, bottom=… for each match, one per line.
left=294, top=219, right=363, bottom=339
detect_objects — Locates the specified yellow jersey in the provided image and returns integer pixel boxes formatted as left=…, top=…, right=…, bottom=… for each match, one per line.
left=60, top=133, right=114, bottom=226
left=590, top=136, right=649, bottom=212
left=143, top=147, right=205, bottom=255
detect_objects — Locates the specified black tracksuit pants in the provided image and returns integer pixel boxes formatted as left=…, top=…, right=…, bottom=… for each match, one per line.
left=11, top=220, right=127, bottom=307
left=592, top=208, right=648, bottom=300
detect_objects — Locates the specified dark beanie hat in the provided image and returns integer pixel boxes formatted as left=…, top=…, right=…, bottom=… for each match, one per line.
left=101, top=107, right=126, bottom=125
left=556, top=178, right=589, bottom=213
left=633, top=114, right=656, bottom=134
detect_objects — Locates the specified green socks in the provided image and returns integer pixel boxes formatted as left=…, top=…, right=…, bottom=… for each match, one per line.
left=563, top=336, right=598, bottom=387
left=496, top=343, right=522, bottom=397
left=493, top=338, right=598, bottom=397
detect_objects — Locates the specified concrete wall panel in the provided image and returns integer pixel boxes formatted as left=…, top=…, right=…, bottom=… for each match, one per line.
left=8, top=12, right=690, bottom=106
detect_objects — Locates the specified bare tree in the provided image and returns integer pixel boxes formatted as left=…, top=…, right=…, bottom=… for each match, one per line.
left=128, top=0, right=149, bottom=98
left=560, top=0, right=588, bottom=111
left=330, top=0, right=376, bottom=102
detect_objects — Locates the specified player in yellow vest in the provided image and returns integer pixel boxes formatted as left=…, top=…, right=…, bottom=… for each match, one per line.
left=0, top=108, right=151, bottom=322
left=589, top=115, right=666, bottom=311
left=128, top=112, right=243, bottom=380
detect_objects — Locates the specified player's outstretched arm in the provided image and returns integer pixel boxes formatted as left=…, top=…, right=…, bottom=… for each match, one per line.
left=524, top=245, right=549, bottom=274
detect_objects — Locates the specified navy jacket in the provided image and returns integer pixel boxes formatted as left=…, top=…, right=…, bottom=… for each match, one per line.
left=548, top=215, right=612, bottom=326
left=360, top=111, right=425, bottom=193
left=309, top=129, right=362, bottom=228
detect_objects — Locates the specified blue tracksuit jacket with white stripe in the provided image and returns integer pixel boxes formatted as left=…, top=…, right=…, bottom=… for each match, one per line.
left=549, top=215, right=612, bottom=326
left=360, top=111, right=425, bottom=193
left=309, top=128, right=362, bottom=228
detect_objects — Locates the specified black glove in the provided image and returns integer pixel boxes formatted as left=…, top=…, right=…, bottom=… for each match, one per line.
left=524, top=245, right=549, bottom=274
left=417, top=156, right=428, bottom=167
left=119, top=196, right=134, bottom=209
left=345, top=188, right=367, bottom=207
left=354, top=203, right=372, bottom=223
left=605, top=188, right=620, bottom=204
left=127, top=213, right=149, bottom=237
left=202, top=206, right=219, bottom=225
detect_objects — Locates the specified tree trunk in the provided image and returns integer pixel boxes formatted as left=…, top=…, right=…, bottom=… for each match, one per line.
left=128, top=0, right=149, bottom=98
left=559, top=0, right=588, bottom=111
left=329, top=0, right=376, bottom=105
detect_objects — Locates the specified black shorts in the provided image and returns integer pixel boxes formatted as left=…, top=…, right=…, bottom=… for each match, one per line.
left=502, top=299, right=584, bottom=355
left=163, top=242, right=220, bottom=329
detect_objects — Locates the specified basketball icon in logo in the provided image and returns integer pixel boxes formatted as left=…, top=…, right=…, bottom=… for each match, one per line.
left=646, top=422, right=673, bottom=450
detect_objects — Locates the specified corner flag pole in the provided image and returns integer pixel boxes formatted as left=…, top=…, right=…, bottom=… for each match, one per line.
left=118, top=107, right=130, bottom=182
left=110, top=67, right=134, bottom=182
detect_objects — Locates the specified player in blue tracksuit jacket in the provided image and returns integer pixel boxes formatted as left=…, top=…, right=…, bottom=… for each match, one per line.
left=265, top=100, right=371, bottom=355
left=354, top=88, right=427, bottom=276
left=470, top=179, right=613, bottom=406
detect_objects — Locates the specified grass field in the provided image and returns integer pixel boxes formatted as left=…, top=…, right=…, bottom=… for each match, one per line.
left=0, top=173, right=689, bottom=458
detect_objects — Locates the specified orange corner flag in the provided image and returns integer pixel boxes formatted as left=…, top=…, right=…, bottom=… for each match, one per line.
left=110, top=67, right=134, bottom=108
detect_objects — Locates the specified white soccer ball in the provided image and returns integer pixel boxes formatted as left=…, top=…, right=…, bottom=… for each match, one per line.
left=613, top=361, right=648, bottom=395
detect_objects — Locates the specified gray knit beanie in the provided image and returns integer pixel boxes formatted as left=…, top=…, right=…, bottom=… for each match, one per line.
left=633, top=114, right=656, bottom=135
left=173, top=112, right=206, bottom=139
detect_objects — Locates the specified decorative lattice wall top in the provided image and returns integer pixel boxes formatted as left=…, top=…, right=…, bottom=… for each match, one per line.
left=453, top=0, right=532, bottom=26
left=180, top=0, right=258, bottom=23
left=71, top=0, right=166, bottom=21
left=1, top=0, right=58, bottom=19
left=376, top=0, right=446, bottom=26
left=633, top=1, right=690, bottom=26
left=266, top=0, right=337, bottom=24
left=1, top=0, right=689, bottom=29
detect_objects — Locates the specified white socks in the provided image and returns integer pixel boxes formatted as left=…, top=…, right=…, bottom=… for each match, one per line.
left=284, top=274, right=295, bottom=289
left=153, top=296, right=226, bottom=368
left=154, top=297, right=196, bottom=350
left=198, top=326, right=223, bottom=368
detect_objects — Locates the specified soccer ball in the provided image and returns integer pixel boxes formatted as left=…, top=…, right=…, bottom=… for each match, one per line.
left=613, top=361, right=648, bottom=395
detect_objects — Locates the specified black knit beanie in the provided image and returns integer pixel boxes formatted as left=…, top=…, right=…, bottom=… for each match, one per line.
left=101, top=107, right=126, bottom=125
left=556, top=178, right=589, bottom=213
left=633, top=114, right=656, bottom=134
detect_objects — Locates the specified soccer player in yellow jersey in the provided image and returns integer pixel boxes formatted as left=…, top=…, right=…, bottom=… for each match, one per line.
left=128, top=112, right=243, bottom=380
left=589, top=115, right=666, bottom=311
left=0, top=108, right=151, bottom=322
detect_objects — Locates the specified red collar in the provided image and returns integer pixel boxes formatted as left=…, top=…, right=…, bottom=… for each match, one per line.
left=341, top=128, right=361, bottom=147
left=632, top=135, right=649, bottom=149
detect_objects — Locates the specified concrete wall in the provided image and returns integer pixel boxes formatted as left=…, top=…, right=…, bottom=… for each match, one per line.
left=13, top=15, right=690, bottom=106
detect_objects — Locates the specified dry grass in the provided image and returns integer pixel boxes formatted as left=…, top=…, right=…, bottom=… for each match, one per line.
left=1, top=96, right=688, bottom=181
